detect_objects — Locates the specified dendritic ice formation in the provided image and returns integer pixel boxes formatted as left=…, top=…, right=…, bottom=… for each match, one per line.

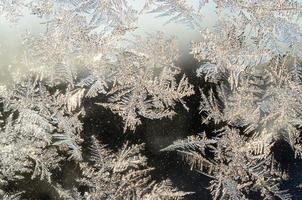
left=166, top=0, right=302, bottom=200
left=1, top=0, right=302, bottom=199
left=0, top=0, right=194, bottom=199
left=0, top=76, right=189, bottom=199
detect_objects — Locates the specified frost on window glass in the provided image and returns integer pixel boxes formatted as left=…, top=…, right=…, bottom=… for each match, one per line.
left=1, top=0, right=302, bottom=199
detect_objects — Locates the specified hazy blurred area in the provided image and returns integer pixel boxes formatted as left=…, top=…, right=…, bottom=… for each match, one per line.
left=0, top=1, right=215, bottom=85
left=0, top=11, right=44, bottom=84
